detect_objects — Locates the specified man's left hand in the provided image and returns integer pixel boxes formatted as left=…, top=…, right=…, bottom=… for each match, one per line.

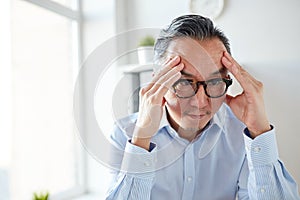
left=222, top=51, right=271, bottom=138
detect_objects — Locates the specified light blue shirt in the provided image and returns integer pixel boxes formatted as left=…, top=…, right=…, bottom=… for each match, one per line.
left=105, top=103, right=300, bottom=200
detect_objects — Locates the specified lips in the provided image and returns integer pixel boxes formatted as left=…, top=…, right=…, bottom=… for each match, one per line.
left=184, top=110, right=211, bottom=120
left=186, top=114, right=206, bottom=120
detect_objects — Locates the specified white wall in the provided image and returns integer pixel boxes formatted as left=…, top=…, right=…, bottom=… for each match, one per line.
left=116, top=0, right=300, bottom=191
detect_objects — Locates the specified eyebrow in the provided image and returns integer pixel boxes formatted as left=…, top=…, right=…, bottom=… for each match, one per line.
left=181, top=66, right=227, bottom=77
left=180, top=70, right=194, bottom=77
left=211, top=66, right=227, bottom=75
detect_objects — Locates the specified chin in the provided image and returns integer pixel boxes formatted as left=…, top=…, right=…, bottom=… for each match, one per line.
left=180, top=121, right=208, bottom=132
left=181, top=126, right=201, bottom=132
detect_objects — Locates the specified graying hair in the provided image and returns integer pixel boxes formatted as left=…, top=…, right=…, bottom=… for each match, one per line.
left=154, top=14, right=231, bottom=63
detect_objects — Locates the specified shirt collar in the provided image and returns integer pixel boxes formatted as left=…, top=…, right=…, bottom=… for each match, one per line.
left=209, top=103, right=227, bottom=132
left=157, top=104, right=228, bottom=159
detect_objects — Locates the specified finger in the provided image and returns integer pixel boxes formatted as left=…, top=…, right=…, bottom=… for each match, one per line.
left=153, top=70, right=182, bottom=101
left=222, top=52, right=259, bottom=92
left=161, top=56, right=173, bottom=66
left=147, top=62, right=184, bottom=95
left=147, top=56, right=179, bottom=88
left=143, top=59, right=183, bottom=93
left=140, top=71, right=181, bottom=106
left=152, top=56, right=174, bottom=77
left=225, top=94, right=234, bottom=105
left=221, top=51, right=238, bottom=74
left=156, top=55, right=181, bottom=77
left=222, top=51, right=259, bottom=83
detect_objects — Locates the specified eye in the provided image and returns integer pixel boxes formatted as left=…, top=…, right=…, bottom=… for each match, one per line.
left=206, top=78, right=223, bottom=86
left=174, top=79, right=194, bottom=89
left=178, top=79, right=193, bottom=86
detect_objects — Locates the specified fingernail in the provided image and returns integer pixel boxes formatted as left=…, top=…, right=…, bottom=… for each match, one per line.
left=173, top=55, right=179, bottom=60
left=224, top=51, right=231, bottom=57
left=177, top=62, right=184, bottom=67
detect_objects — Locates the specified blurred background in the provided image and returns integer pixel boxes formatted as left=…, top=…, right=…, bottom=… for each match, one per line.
left=0, top=0, right=299, bottom=199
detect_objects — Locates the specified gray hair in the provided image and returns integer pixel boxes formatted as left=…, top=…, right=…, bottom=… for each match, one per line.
left=154, top=14, right=231, bottom=63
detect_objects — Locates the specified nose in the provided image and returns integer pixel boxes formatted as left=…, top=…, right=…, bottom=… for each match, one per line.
left=189, top=85, right=209, bottom=108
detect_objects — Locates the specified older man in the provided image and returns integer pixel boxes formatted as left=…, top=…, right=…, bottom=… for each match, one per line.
left=106, top=15, right=300, bottom=200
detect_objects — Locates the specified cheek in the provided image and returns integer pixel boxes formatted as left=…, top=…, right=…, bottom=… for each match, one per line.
left=164, top=91, right=179, bottom=107
left=165, top=91, right=189, bottom=112
left=211, top=96, right=226, bottom=112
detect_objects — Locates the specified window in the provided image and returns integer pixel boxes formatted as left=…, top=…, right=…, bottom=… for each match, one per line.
left=50, top=0, right=76, bottom=8
left=5, top=0, right=84, bottom=199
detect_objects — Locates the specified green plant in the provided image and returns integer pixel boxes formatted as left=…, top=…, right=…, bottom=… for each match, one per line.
left=33, top=191, right=49, bottom=200
left=138, top=35, right=155, bottom=47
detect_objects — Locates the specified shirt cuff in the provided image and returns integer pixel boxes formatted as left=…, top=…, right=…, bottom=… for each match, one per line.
left=120, top=140, right=157, bottom=179
left=243, top=126, right=279, bottom=168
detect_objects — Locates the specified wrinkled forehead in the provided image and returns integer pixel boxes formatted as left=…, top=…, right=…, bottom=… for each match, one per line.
left=165, top=37, right=226, bottom=78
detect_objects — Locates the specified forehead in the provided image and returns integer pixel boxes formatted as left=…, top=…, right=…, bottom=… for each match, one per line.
left=166, top=37, right=226, bottom=78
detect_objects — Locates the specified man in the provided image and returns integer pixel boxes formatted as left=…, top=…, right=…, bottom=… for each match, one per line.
left=106, top=14, right=300, bottom=199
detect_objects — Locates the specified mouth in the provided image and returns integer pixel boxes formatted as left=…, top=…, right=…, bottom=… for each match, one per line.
left=185, top=111, right=211, bottom=120
left=186, top=114, right=206, bottom=120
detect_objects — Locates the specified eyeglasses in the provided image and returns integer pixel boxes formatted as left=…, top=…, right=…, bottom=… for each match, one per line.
left=172, top=76, right=233, bottom=98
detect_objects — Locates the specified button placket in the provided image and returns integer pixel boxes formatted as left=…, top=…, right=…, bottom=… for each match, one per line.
left=182, top=144, right=195, bottom=200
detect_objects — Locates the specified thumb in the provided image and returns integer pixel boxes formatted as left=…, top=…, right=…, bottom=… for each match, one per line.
left=162, top=97, right=166, bottom=106
left=225, top=94, right=234, bottom=106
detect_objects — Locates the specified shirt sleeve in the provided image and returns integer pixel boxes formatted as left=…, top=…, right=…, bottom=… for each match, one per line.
left=105, top=125, right=157, bottom=200
left=238, top=127, right=300, bottom=200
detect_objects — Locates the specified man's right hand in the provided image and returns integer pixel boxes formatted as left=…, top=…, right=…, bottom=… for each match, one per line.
left=132, top=55, right=184, bottom=150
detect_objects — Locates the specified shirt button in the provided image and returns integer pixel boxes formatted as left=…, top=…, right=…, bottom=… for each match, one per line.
left=187, top=176, right=193, bottom=182
left=260, top=188, right=265, bottom=193
left=254, top=146, right=261, bottom=152
left=144, top=160, right=151, bottom=167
